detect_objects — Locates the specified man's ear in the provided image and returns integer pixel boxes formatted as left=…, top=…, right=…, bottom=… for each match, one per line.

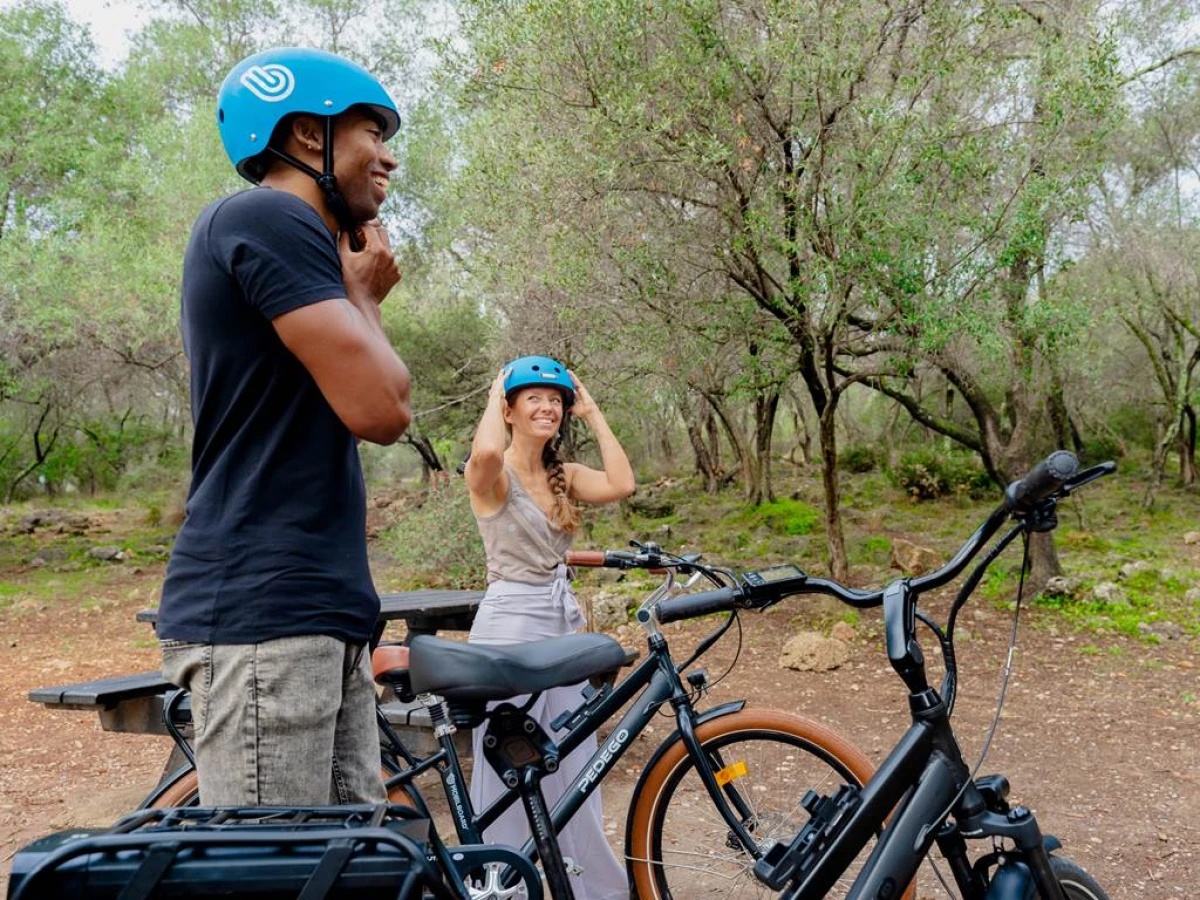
left=288, top=114, right=324, bottom=154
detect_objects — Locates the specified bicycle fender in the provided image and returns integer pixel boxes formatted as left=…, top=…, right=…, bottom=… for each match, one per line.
left=984, top=860, right=1034, bottom=900
left=982, top=840, right=1062, bottom=900
left=622, top=701, right=746, bottom=860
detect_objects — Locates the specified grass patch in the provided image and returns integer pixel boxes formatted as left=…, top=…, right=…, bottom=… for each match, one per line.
left=1033, top=591, right=1171, bottom=639
left=732, top=498, right=820, bottom=536
left=0, top=564, right=139, bottom=612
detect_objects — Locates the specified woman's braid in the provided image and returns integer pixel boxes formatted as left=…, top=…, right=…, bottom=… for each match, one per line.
left=542, top=443, right=582, bottom=533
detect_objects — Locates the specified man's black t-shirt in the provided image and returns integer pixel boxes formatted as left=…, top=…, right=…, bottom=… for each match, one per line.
left=158, top=188, right=379, bottom=645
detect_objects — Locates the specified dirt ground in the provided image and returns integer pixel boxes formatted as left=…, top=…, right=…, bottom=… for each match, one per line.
left=1, top=555, right=1197, bottom=898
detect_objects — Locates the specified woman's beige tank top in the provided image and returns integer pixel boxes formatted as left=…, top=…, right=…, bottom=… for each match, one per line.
left=474, top=466, right=573, bottom=585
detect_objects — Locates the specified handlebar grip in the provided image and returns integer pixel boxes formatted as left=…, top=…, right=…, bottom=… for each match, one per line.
left=566, top=550, right=607, bottom=567
left=655, top=587, right=741, bottom=624
left=1004, top=451, right=1079, bottom=514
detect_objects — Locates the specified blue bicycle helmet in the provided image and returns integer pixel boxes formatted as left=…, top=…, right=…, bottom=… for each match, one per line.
left=218, top=47, right=400, bottom=184
left=503, top=356, right=576, bottom=409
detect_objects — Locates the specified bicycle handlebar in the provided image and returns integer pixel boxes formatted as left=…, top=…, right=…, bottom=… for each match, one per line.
left=654, top=587, right=742, bottom=624
left=584, top=453, right=1112, bottom=632
left=654, top=451, right=1109, bottom=623
left=566, top=550, right=608, bottom=567
left=1003, top=450, right=1079, bottom=514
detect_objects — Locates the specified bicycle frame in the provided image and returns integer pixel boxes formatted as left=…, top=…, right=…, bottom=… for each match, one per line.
left=389, top=627, right=762, bottom=867
left=743, top=457, right=1117, bottom=900
left=777, top=675, right=1067, bottom=900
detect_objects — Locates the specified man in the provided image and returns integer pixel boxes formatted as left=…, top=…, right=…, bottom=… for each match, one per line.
left=157, top=47, right=411, bottom=806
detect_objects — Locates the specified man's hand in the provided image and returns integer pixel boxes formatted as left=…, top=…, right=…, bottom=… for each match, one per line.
left=340, top=220, right=400, bottom=307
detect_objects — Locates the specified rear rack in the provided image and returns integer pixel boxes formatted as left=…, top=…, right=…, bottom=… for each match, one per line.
left=8, top=803, right=456, bottom=900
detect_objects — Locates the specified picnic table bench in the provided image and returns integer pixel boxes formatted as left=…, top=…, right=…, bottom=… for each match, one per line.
left=29, top=590, right=485, bottom=754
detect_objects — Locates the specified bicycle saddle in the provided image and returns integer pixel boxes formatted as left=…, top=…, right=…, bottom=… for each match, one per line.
left=407, top=633, right=628, bottom=701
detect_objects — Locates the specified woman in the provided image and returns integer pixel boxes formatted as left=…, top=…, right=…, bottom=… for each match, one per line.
left=463, top=355, right=635, bottom=900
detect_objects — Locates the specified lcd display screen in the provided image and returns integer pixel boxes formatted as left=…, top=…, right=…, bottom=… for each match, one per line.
left=748, top=564, right=805, bottom=583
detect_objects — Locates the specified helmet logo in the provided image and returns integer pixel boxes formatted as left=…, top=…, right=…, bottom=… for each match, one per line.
left=240, top=64, right=296, bottom=102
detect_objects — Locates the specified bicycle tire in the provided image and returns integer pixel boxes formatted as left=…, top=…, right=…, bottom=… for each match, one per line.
left=1043, top=856, right=1111, bottom=900
left=627, top=707, right=914, bottom=900
left=147, top=767, right=416, bottom=808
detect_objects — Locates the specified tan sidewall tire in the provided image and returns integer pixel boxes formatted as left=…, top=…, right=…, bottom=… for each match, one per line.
left=148, top=768, right=200, bottom=808
left=148, top=768, right=414, bottom=808
left=626, top=707, right=915, bottom=900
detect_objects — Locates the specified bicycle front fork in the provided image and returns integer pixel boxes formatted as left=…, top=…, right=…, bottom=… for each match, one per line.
left=941, top=779, right=1069, bottom=900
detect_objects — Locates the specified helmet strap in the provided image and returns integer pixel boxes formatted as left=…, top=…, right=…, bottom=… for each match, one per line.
left=265, top=117, right=364, bottom=251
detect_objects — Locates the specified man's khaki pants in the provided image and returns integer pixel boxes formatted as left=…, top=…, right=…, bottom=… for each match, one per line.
left=162, top=634, right=385, bottom=806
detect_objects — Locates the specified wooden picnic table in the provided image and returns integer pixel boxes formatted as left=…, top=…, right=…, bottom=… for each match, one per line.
left=33, top=590, right=485, bottom=738
left=134, top=589, right=485, bottom=641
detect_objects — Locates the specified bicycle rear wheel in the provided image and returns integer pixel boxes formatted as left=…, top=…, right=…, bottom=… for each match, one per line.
left=627, top=707, right=913, bottom=900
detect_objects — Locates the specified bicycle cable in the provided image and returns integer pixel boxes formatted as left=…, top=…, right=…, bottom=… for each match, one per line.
left=699, top=609, right=743, bottom=694
left=917, top=530, right=1034, bottom=896
left=654, top=609, right=744, bottom=718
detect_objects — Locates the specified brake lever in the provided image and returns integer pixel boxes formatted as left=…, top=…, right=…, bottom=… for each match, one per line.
left=1061, top=461, right=1117, bottom=495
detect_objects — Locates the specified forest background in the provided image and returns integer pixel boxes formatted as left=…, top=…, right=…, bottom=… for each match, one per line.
left=1, top=0, right=1198, bottom=593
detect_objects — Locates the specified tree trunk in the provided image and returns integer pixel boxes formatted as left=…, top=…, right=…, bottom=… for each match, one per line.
left=789, top=394, right=812, bottom=465
left=1047, top=371, right=1083, bottom=455
left=1144, top=408, right=1182, bottom=510
left=7, top=408, right=59, bottom=503
left=818, top=404, right=849, bottom=582
left=753, top=388, right=780, bottom=503
left=705, top=407, right=721, bottom=473
left=1179, top=405, right=1196, bottom=487
left=1027, top=531, right=1061, bottom=590
left=402, top=432, right=445, bottom=484
left=691, top=412, right=715, bottom=496
left=698, top=388, right=758, bottom=503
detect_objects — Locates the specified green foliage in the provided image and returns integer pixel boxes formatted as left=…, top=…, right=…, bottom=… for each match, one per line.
left=1032, top=588, right=1155, bottom=639
left=980, top=566, right=1018, bottom=603
left=1103, top=404, right=1159, bottom=453
left=381, top=481, right=486, bottom=590
left=736, top=498, right=820, bottom=536
left=1080, top=435, right=1125, bottom=465
left=0, top=413, right=177, bottom=499
left=839, top=445, right=880, bottom=473
left=888, top=449, right=995, bottom=501
left=855, top=535, right=891, bottom=567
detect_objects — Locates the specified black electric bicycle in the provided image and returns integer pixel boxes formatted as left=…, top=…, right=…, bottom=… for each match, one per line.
left=641, top=450, right=1114, bottom=900
left=141, top=546, right=892, bottom=900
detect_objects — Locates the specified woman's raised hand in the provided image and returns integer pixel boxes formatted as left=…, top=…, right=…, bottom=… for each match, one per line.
left=569, top=371, right=598, bottom=420
left=489, top=367, right=509, bottom=406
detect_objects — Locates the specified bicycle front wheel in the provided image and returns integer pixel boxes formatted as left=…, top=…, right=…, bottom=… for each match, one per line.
left=1044, top=856, right=1110, bottom=900
left=627, top=707, right=911, bottom=900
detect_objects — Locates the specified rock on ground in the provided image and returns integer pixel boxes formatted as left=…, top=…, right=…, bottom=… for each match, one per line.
left=1118, top=560, right=1154, bottom=581
left=779, top=631, right=851, bottom=671
left=589, top=590, right=630, bottom=631
left=889, top=538, right=941, bottom=576
left=1090, top=581, right=1129, bottom=606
